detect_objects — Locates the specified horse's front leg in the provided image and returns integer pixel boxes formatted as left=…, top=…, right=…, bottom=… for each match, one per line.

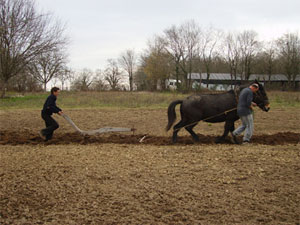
left=215, top=120, right=233, bottom=143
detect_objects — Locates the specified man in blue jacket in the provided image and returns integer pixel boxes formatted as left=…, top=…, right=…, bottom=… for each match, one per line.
left=232, top=83, right=259, bottom=144
left=39, top=87, right=63, bottom=141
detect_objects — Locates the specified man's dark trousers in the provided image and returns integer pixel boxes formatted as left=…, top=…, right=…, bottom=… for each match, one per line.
left=41, top=111, right=59, bottom=140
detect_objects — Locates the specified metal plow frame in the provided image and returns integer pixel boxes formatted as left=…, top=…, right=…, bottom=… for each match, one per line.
left=62, top=114, right=133, bottom=136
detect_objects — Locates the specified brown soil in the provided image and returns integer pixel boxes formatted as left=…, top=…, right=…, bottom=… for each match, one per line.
left=0, top=108, right=300, bottom=224
left=1, top=144, right=299, bottom=224
left=0, top=130, right=299, bottom=146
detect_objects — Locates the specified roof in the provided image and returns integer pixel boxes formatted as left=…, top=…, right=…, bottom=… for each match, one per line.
left=188, top=73, right=240, bottom=80
left=188, top=73, right=300, bottom=81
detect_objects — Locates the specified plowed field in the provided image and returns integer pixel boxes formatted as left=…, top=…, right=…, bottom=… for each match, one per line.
left=0, top=108, right=299, bottom=224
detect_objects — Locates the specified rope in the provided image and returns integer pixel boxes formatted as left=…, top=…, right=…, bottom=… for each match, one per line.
left=173, top=107, right=237, bottom=132
left=173, top=90, right=239, bottom=132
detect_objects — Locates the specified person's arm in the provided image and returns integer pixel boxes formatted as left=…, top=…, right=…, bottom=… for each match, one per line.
left=48, top=96, right=62, bottom=114
left=246, top=91, right=253, bottom=109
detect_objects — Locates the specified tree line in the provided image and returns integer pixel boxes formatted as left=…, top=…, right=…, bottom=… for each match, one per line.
left=1, top=1, right=300, bottom=98
left=71, top=23, right=300, bottom=92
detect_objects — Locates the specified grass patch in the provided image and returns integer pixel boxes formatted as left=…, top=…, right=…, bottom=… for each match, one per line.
left=0, top=91, right=299, bottom=110
left=0, top=91, right=188, bottom=110
left=268, top=91, right=300, bottom=108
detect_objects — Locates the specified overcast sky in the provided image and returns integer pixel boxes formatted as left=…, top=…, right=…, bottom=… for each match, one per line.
left=37, top=0, right=300, bottom=71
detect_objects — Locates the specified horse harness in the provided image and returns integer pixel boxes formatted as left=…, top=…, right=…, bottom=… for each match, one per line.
left=173, top=91, right=239, bottom=132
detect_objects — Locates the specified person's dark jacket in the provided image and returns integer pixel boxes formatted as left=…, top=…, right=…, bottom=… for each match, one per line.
left=42, top=94, right=62, bottom=115
left=237, top=87, right=253, bottom=116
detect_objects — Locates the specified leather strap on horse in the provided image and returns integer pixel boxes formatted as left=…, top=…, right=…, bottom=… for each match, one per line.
left=173, top=90, right=239, bottom=132
left=173, top=107, right=237, bottom=132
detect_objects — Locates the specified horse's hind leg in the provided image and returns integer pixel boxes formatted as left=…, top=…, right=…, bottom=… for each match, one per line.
left=185, top=123, right=199, bottom=142
left=172, top=119, right=186, bottom=143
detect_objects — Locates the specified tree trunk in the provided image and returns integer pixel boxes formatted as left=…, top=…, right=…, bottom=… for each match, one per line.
left=206, top=73, right=210, bottom=88
left=129, top=75, right=133, bottom=91
left=44, top=82, right=47, bottom=91
left=0, top=81, right=7, bottom=98
left=175, top=64, right=180, bottom=90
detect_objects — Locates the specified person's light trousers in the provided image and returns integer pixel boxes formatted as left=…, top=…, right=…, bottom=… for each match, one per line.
left=233, top=114, right=253, bottom=142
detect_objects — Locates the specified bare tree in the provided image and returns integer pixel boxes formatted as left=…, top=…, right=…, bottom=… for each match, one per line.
left=92, top=69, right=108, bottom=91
left=133, top=53, right=150, bottom=91
left=164, top=25, right=186, bottom=89
left=56, top=67, right=72, bottom=90
left=199, top=26, right=222, bottom=88
left=29, top=49, right=66, bottom=90
left=163, top=21, right=202, bottom=90
left=8, top=70, right=41, bottom=93
left=71, top=68, right=94, bottom=91
left=181, top=20, right=201, bottom=88
left=104, top=59, right=123, bottom=90
left=261, top=41, right=277, bottom=82
left=238, top=30, right=260, bottom=81
left=119, top=49, right=136, bottom=91
left=223, top=32, right=241, bottom=86
left=0, top=0, right=68, bottom=97
left=277, top=32, right=300, bottom=89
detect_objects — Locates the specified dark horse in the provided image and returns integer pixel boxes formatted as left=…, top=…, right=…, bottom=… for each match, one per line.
left=166, top=80, right=270, bottom=143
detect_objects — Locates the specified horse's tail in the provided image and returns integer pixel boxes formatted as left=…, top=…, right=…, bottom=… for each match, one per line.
left=166, top=100, right=183, bottom=131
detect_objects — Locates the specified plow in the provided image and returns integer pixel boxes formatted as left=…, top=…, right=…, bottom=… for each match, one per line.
left=62, top=114, right=135, bottom=136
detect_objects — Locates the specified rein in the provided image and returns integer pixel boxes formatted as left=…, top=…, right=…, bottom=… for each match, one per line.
left=173, top=107, right=237, bottom=132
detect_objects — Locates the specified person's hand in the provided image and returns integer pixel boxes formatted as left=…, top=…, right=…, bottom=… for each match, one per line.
left=58, top=111, right=64, bottom=116
left=251, top=102, right=257, bottom=107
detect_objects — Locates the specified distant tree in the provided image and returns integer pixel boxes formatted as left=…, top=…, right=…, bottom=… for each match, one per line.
left=56, top=67, right=72, bottom=90
left=92, top=69, right=108, bottom=91
left=181, top=20, right=201, bottom=88
left=199, top=26, right=222, bottom=87
left=71, top=68, right=94, bottom=91
left=143, top=36, right=173, bottom=90
left=119, top=49, right=136, bottom=91
left=277, top=32, right=300, bottom=89
left=104, top=59, right=123, bottom=90
left=238, top=30, right=260, bottom=81
left=29, top=49, right=66, bottom=91
left=164, top=25, right=186, bottom=89
left=0, top=0, right=68, bottom=97
left=133, top=53, right=150, bottom=91
left=144, top=50, right=172, bottom=91
left=9, top=71, right=41, bottom=93
left=255, top=41, right=278, bottom=82
left=223, top=32, right=241, bottom=84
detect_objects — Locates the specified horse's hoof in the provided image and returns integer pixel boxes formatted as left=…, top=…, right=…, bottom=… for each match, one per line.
left=215, top=137, right=223, bottom=144
left=193, top=138, right=200, bottom=143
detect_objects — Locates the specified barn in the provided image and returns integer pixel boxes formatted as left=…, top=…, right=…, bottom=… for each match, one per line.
left=188, top=73, right=300, bottom=90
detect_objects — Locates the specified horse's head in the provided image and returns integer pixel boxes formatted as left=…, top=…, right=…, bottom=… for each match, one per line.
left=252, top=80, right=270, bottom=112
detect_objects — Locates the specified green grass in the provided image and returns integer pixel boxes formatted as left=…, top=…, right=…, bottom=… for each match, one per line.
left=0, top=91, right=189, bottom=110
left=268, top=91, right=300, bottom=108
left=0, top=91, right=299, bottom=110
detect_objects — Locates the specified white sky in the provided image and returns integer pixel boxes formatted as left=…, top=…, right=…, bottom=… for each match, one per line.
left=37, top=0, right=300, bottom=71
